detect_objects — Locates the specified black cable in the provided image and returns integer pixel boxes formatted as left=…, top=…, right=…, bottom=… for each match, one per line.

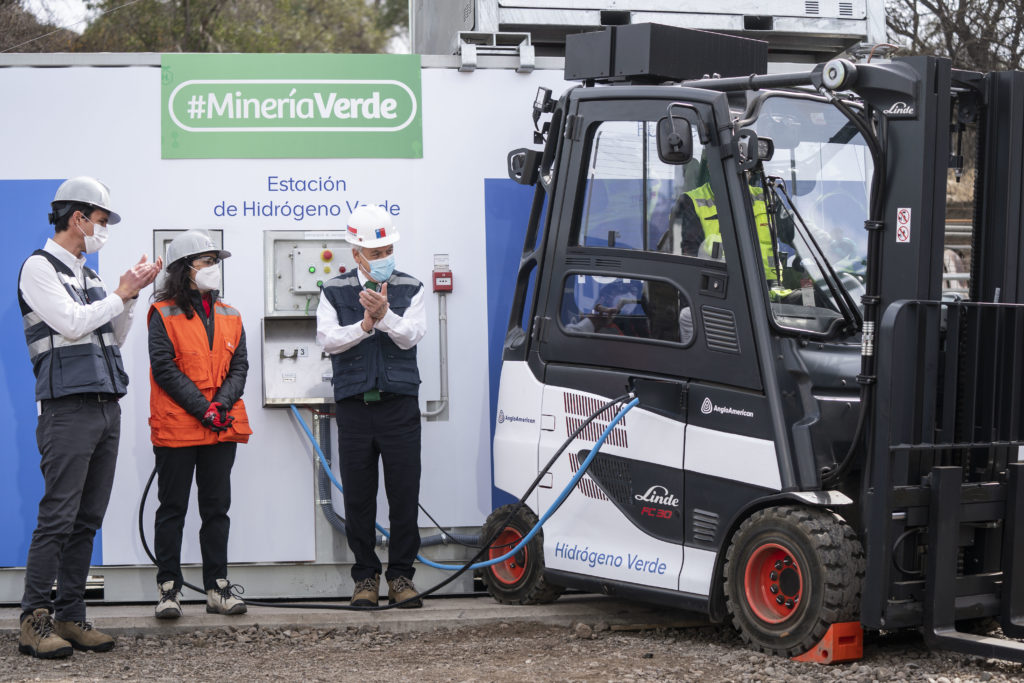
left=137, top=393, right=634, bottom=611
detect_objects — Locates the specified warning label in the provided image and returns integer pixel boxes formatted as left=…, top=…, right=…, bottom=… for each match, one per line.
left=896, top=207, right=912, bottom=243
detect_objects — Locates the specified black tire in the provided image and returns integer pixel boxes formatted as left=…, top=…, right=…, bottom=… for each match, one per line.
left=723, top=506, right=865, bottom=657
left=478, top=504, right=564, bottom=605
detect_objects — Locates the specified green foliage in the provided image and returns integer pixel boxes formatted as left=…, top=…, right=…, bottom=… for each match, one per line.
left=76, top=0, right=408, bottom=53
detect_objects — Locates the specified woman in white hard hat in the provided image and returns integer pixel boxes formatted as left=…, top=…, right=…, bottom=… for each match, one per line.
left=147, top=229, right=252, bottom=620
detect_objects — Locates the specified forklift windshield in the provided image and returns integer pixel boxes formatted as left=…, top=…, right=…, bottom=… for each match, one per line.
left=750, top=95, right=872, bottom=335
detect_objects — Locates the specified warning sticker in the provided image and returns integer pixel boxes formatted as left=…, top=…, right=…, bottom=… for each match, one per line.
left=896, top=207, right=912, bottom=243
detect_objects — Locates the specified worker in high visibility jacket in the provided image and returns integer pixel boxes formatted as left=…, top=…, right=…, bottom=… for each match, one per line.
left=147, top=230, right=252, bottom=621
left=680, top=181, right=781, bottom=282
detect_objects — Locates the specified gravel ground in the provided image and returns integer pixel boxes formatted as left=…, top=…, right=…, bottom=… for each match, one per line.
left=2, top=620, right=1022, bottom=682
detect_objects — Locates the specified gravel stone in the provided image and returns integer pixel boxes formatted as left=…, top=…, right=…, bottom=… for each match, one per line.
left=3, top=621, right=1024, bottom=681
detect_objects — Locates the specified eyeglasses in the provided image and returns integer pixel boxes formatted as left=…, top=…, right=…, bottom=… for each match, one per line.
left=192, top=255, right=220, bottom=267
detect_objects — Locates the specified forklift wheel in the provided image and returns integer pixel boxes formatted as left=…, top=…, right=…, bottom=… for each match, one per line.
left=478, top=504, right=565, bottom=605
left=724, top=506, right=864, bottom=657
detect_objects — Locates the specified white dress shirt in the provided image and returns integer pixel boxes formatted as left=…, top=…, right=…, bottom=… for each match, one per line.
left=316, top=268, right=426, bottom=355
left=19, top=238, right=136, bottom=345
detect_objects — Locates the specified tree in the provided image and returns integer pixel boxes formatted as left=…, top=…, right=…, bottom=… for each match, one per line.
left=0, top=0, right=79, bottom=52
left=75, top=0, right=407, bottom=53
left=886, top=0, right=1024, bottom=72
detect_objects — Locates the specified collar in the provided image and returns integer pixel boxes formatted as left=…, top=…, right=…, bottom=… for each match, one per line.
left=43, top=237, right=85, bottom=273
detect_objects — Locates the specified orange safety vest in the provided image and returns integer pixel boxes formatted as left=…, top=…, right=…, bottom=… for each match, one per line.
left=148, top=299, right=252, bottom=447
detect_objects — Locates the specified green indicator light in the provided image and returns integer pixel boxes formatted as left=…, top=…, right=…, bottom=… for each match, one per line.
left=308, top=266, right=316, bottom=273
left=316, top=280, right=324, bottom=288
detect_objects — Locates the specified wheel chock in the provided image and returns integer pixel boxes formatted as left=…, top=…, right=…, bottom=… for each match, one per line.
left=791, top=622, right=863, bottom=664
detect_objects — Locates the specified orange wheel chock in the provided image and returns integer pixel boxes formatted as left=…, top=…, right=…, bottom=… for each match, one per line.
left=791, top=622, right=863, bottom=664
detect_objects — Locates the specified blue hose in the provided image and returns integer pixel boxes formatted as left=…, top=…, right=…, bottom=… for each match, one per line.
left=289, top=397, right=638, bottom=571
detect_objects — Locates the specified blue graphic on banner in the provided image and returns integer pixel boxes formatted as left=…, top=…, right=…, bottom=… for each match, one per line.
left=0, top=180, right=102, bottom=567
left=484, top=178, right=535, bottom=509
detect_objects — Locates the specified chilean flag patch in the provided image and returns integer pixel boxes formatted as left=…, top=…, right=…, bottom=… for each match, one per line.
left=375, top=228, right=387, bottom=239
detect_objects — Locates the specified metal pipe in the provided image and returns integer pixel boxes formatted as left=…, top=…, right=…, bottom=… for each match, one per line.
left=421, top=292, right=449, bottom=418
left=681, top=70, right=817, bottom=93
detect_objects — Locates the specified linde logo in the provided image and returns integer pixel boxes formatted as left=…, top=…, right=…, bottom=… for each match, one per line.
left=634, top=485, right=680, bottom=508
left=882, top=101, right=915, bottom=117
left=700, top=397, right=754, bottom=418
left=168, top=79, right=418, bottom=133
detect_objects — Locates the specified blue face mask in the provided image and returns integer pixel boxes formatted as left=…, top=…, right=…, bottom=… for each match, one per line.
left=367, top=254, right=395, bottom=283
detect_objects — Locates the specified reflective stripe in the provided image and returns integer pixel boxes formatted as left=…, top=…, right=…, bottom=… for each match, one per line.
left=22, top=310, right=43, bottom=329
left=390, top=274, right=421, bottom=288
left=215, top=304, right=241, bottom=317
left=28, top=331, right=117, bottom=360
left=692, top=197, right=716, bottom=208
left=160, top=305, right=186, bottom=317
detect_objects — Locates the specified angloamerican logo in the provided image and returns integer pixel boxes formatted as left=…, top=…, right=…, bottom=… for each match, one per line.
left=700, top=397, right=753, bottom=418
left=497, top=410, right=535, bottom=425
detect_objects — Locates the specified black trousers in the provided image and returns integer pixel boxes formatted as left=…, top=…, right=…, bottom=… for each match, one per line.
left=336, top=394, right=421, bottom=582
left=22, top=396, right=120, bottom=621
left=153, top=442, right=236, bottom=591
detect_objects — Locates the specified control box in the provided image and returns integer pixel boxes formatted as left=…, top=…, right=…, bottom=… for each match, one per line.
left=264, top=230, right=354, bottom=317
left=261, top=318, right=334, bottom=406
left=262, top=231, right=354, bottom=405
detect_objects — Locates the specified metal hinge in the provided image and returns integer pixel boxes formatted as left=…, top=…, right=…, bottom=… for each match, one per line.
left=458, top=32, right=535, bottom=73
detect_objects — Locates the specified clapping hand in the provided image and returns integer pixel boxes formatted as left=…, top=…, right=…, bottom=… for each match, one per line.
left=115, top=254, right=163, bottom=301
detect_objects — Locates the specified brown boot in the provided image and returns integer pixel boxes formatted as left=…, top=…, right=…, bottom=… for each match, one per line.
left=54, top=619, right=115, bottom=652
left=387, top=576, right=423, bottom=608
left=18, top=609, right=73, bottom=659
left=350, top=574, right=380, bottom=607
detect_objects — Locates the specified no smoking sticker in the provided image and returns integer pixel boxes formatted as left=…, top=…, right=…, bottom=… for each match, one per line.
left=896, top=207, right=912, bottom=243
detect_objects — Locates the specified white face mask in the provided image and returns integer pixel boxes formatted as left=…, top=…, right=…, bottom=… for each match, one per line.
left=192, top=264, right=222, bottom=292
left=77, top=218, right=109, bottom=254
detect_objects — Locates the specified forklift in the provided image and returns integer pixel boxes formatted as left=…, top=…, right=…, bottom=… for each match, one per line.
left=483, top=23, right=1024, bottom=663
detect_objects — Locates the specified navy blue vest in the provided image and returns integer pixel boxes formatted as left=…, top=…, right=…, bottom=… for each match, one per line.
left=18, top=249, right=129, bottom=400
left=321, top=270, right=423, bottom=401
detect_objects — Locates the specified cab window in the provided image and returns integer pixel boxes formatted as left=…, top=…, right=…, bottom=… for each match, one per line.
left=559, top=274, right=695, bottom=345
left=576, top=120, right=721, bottom=263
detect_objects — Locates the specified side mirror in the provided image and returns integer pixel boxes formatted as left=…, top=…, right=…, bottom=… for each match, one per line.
left=507, top=148, right=541, bottom=185
left=656, top=115, right=693, bottom=165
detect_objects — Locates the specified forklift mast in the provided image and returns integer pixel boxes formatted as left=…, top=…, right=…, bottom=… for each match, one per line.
left=499, top=23, right=1024, bottom=661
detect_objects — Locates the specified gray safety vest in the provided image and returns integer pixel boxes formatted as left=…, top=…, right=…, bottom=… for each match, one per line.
left=320, top=270, right=422, bottom=401
left=18, top=249, right=129, bottom=401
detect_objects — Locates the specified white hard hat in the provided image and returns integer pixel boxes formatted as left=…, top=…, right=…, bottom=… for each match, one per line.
left=50, top=176, right=121, bottom=225
left=165, top=229, right=231, bottom=268
left=345, top=205, right=400, bottom=248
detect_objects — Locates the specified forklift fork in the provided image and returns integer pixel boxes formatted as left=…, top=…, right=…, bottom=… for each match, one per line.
left=923, top=465, right=1024, bottom=660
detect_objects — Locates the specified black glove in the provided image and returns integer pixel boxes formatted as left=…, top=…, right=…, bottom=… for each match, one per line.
left=201, top=402, right=234, bottom=432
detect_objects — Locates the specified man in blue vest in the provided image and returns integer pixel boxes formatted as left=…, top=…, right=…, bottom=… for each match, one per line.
left=316, top=205, right=427, bottom=608
left=17, top=177, right=161, bottom=658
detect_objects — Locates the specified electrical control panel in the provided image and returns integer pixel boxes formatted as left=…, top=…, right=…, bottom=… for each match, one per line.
left=262, top=231, right=355, bottom=405
left=264, top=230, right=354, bottom=317
left=261, top=318, right=334, bottom=405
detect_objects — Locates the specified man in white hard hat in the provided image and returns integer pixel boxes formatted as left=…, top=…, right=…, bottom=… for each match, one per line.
left=316, top=205, right=427, bottom=609
left=16, top=177, right=162, bottom=659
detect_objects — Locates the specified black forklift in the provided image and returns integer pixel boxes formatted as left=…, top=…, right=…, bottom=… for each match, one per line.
left=484, top=23, right=1024, bottom=663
